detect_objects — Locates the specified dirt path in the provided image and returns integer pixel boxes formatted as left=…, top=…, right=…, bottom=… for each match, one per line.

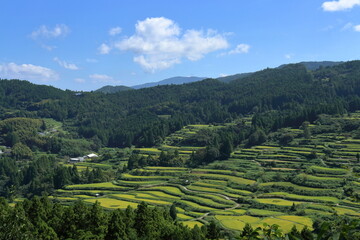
left=225, top=203, right=240, bottom=211
left=184, top=212, right=210, bottom=224
left=180, top=185, right=241, bottom=223
left=181, top=186, right=237, bottom=201
left=272, top=216, right=302, bottom=225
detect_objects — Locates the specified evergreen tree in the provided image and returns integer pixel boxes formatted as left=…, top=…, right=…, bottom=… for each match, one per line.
left=206, top=220, right=221, bottom=240
left=105, top=209, right=128, bottom=240
left=88, top=201, right=107, bottom=237
left=134, top=202, right=153, bottom=238
left=191, top=224, right=206, bottom=240
left=169, top=203, right=177, bottom=221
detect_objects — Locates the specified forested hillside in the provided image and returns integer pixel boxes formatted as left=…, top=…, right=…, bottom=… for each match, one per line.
left=2, top=61, right=360, bottom=149
left=1, top=61, right=360, bottom=239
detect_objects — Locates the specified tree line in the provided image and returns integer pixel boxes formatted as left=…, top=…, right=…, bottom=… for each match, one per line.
left=0, top=196, right=359, bottom=240
left=0, top=155, right=110, bottom=200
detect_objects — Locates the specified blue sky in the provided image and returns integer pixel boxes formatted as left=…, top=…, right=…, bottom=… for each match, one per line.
left=1, top=0, right=360, bottom=91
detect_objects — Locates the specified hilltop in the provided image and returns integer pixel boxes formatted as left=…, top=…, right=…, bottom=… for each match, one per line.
left=95, top=85, right=133, bottom=94
left=132, top=76, right=207, bottom=89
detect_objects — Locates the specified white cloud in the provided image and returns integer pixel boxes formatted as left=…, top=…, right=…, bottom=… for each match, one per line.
left=342, top=22, right=354, bottom=31
left=41, top=44, right=57, bottom=51
left=53, top=57, right=79, bottom=70
left=284, top=54, right=293, bottom=59
left=322, top=25, right=335, bottom=31
left=74, top=78, right=86, bottom=83
left=31, top=24, right=70, bottom=39
left=98, top=43, right=111, bottom=54
left=354, top=25, right=360, bottom=31
left=228, top=44, right=250, bottom=55
left=86, top=58, right=98, bottom=63
left=109, top=27, right=122, bottom=36
left=322, top=0, right=360, bottom=11
left=219, top=73, right=229, bottom=77
left=0, top=62, right=59, bottom=82
left=114, top=17, right=229, bottom=72
left=89, top=74, right=120, bottom=84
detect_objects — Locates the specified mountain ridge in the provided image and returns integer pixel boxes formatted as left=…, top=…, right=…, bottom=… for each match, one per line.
left=95, top=61, right=343, bottom=94
left=95, top=85, right=132, bottom=94
left=131, top=76, right=207, bottom=89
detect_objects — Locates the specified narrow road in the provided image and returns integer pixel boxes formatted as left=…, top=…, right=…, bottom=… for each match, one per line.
left=184, top=212, right=210, bottom=224
left=225, top=203, right=241, bottom=211
left=182, top=185, right=237, bottom=201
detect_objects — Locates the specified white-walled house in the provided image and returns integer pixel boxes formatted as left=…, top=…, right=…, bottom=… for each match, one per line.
left=86, top=153, right=99, bottom=159
left=69, top=156, right=85, bottom=163
left=68, top=153, right=98, bottom=163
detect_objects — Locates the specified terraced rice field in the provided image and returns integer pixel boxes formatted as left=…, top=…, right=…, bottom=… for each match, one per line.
left=247, top=208, right=285, bottom=216
left=308, top=166, right=348, bottom=175
left=137, top=191, right=181, bottom=200
left=186, top=185, right=224, bottom=193
left=111, top=193, right=172, bottom=205
left=215, top=215, right=312, bottom=233
left=57, top=119, right=360, bottom=232
left=193, top=173, right=255, bottom=185
left=179, top=200, right=218, bottom=212
left=85, top=197, right=138, bottom=209
left=255, top=198, right=304, bottom=206
left=260, top=192, right=340, bottom=203
left=334, top=207, right=360, bottom=216
left=182, top=221, right=204, bottom=228
left=65, top=182, right=128, bottom=190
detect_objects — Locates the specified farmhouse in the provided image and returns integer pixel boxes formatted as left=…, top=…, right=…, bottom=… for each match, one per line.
left=68, top=153, right=98, bottom=163
left=86, top=153, right=99, bottom=158
left=69, top=156, right=85, bottom=163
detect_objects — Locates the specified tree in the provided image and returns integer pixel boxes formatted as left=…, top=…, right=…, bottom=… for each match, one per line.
left=53, top=168, right=71, bottom=189
left=0, top=204, right=35, bottom=240
left=290, top=203, right=296, bottom=212
left=33, top=219, right=59, bottom=240
left=262, top=223, right=284, bottom=239
left=169, top=203, right=177, bottom=221
left=134, top=202, right=154, bottom=238
left=248, top=129, right=267, bottom=146
left=287, top=225, right=301, bottom=240
left=279, top=134, right=293, bottom=145
left=105, top=209, right=127, bottom=240
left=239, top=223, right=261, bottom=240
left=88, top=201, right=107, bottom=237
left=220, top=138, right=233, bottom=159
left=192, top=225, right=206, bottom=240
left=206, top=220, right=221, bottom=240
left=11, top=142, right=33, bottom=160
left=301, top=121, right=311, bottom=139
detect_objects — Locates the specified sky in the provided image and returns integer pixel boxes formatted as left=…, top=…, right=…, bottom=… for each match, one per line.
left=1, top=0, right=360, bottom=91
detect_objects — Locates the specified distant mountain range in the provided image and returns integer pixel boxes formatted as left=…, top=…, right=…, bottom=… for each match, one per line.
left=95, top=76, right=206, bottom=94
left=131, top=76, right=206, bottom=89
left=95, top=85, right=132, bottom=94
left=95, top=61, right=343, bottom=94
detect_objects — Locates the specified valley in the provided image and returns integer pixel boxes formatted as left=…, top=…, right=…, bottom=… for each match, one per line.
left=0, top=61, right=360, bottom=238
left=50, top=113, right=360, bottom=233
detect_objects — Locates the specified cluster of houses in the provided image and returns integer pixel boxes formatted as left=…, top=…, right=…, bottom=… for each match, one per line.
left=69, top=153, right=99, bottom=163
